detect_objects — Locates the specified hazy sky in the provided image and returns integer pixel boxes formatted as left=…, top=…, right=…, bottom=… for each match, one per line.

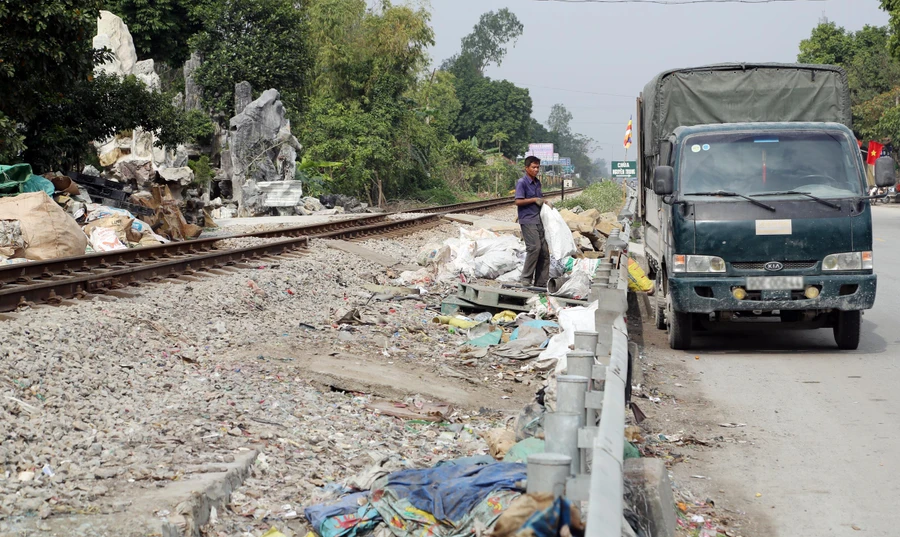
left=425, top=0, right=890, bottom=162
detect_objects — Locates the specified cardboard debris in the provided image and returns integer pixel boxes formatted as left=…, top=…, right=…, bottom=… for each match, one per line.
left=131, top=185, right=202, bottom=241
left=365, top=400, right=453, bottom=422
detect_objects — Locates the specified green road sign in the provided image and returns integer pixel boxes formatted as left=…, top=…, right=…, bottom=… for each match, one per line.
left=611, top=161, right=637, bottom=178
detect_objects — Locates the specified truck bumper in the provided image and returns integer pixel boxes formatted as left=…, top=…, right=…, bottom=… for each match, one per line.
left=669, top=274, right=876, bottom=314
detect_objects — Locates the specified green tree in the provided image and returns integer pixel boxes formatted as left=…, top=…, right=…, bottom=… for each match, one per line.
left=798, top=21, right=853, bottom=65
left=190, top=0, right=312, bottom=120
left=0, top=0, right=107, bottom=161
left=24, top=73, right=189, bottom=172
left=451, top=78, right=533, bottom=158
left=457, top=8, right=523, bottom=74
left=412, top=70, right=461, bottom=134
left=548, top=104, right=574, bottom=135
left=0, top=0, right=188, bottom=170
left=845, top=25, right=900, bottom=104
left=300, top=0, right=436, bottom=204
left=593, top=157, right=609, bottom=179
left=882, top=0, right=900, bottom=58
left=798, top=20, right=900, bottom=143
left=103, top=0, right=203, bottom=65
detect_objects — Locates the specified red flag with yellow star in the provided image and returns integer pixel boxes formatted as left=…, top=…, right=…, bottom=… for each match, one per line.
left=867, top=141, right=884, bottom=165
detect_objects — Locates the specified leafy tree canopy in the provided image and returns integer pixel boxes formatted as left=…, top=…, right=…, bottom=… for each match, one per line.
left=458, top=8, right=523, bottom=74
left=190, top=0, right=312, bottom=120
left=0, top=0, right=188, bottom=170
left=452, top=78, right=533, bottom=158
left=103, top=0, right=203, bottom=66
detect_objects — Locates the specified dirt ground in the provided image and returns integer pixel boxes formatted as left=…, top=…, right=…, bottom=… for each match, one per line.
left=629, top=294, right=776, bottom=537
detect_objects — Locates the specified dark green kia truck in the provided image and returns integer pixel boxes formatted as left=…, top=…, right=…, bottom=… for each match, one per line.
left=636, top=64, right=894, bottom=350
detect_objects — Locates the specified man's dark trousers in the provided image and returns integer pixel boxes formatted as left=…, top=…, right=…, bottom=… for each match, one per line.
left=521, top=223, right=550, bottom=287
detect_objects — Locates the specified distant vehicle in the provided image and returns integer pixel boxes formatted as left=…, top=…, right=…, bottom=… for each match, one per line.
left=636, top=63, right=892, bottom=350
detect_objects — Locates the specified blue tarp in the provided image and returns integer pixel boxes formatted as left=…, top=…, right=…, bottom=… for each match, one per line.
left=304, top=492, right=372, bottom=533
left=509, top=320, right=558, bottom=342
left=377, top=462, right=526, bottom=522
left=434, top=455, right=496, bottom=468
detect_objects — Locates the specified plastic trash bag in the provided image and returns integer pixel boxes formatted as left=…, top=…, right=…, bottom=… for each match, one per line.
left=552, top=271, right=592, bottom=300
left=627, top=257, right=653, bottom=292
left=539, top=205, right=576, bottom=260
left=474, top=248, right=519, bottom=279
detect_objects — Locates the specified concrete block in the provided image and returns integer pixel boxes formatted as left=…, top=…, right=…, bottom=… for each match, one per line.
left=623, top=458, right=675, bottom=537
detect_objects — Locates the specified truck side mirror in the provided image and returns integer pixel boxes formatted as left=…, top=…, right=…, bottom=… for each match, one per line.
left=874, top=156, right=895, bottom=188
left=653, top=166, right=675, bottom=195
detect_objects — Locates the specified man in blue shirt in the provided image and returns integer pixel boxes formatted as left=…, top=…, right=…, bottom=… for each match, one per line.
left=515, top=156, right=550, bottom=287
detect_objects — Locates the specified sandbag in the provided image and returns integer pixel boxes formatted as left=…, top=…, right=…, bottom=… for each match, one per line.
left=539, top=205, right=576, bottom=260
left=0, top=192, right=87, bottom=260
left=627, top=257, right=653, bottom=292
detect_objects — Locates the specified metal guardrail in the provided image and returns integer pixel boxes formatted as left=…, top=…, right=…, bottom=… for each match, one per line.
left=525, top=185, right=638, bottom=536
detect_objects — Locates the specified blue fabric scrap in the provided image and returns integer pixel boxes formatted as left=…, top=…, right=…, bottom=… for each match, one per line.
left=304, top=491, right=371, bottom=533
left=379, top=462, right=526, bottom=522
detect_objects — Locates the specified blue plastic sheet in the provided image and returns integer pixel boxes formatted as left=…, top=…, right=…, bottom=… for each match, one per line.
left=509, top=320, right=558, bottom=342
left=434, top=455, right=496, bottom=467
left=374, top=462, right=526, bottom=522
left=466, top=330, right=503, bottom=348
left=304, top=492, right=375, bottom=536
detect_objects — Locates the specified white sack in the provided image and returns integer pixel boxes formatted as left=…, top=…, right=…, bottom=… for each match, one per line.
left=540, top=205, right=577, bottom=260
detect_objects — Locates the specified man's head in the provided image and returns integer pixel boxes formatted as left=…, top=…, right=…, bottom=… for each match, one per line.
left=524, top=156, right=541, bottom=179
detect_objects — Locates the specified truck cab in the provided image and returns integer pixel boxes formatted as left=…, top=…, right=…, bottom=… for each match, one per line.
left=636, top=63, right=893, bottom=350
left=649, top=122, right=891, bottom=350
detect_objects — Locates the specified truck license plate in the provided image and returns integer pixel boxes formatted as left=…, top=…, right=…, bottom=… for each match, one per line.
left=746, top=276, right=804, bottom=290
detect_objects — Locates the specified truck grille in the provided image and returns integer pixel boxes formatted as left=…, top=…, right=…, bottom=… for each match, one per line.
left=731, top=261, right=818, bottom=270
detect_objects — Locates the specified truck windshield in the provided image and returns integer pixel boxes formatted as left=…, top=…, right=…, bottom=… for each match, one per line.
left=679, top=131, right=863, bottom=198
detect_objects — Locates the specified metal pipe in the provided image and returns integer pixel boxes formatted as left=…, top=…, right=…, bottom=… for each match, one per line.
left=547, top=276, right=568, bottom=295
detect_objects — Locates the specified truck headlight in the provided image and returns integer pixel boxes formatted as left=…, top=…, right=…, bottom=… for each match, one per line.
left=823, top=251, right=873, bottom=271
left=673, top=255, right=726, bottom=273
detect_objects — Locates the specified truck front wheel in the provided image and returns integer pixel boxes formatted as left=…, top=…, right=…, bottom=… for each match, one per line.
left=667, top=295, right=692, bottom=350
left=833, top=311, right=862, bottom=350
left=654, top=277, right=666, bottom=330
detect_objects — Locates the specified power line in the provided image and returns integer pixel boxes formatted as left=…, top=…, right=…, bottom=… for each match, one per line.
left=514, top=82, right=634, bottom=98
left=533, top=0, right=823, bottom=4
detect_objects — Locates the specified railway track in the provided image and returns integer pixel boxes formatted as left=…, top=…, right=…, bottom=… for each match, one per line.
left=0, top=189, right=582, bottom=313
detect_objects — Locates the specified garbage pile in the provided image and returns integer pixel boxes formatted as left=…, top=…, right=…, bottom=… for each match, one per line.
left=301, top=442, right=584, bottom=537
left=397, top=205, right=624, bottom=302
left=0, top=163, right=202, bottom=264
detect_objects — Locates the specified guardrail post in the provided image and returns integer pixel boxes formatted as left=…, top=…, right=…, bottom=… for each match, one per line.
left=526, top=453, right=572, bottom=498
left=556, top=375, right=589, bottom=429
left=544, top=412, right=581, bottom=476
left=574, top=331, right=599, bottom=354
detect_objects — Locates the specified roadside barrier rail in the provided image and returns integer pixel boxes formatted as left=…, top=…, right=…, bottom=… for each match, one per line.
left=526, top=185, right=638, bottom=536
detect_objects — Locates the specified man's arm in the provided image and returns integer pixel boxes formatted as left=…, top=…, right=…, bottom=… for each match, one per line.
left=514, top=197, right=539, bottom=207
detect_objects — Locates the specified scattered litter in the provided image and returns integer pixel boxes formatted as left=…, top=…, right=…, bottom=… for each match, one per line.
left=719, top=423, right=746, bottom=428
left=365, top=400, right=453, bottom=422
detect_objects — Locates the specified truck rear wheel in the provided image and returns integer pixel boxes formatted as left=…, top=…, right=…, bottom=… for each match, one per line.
left=654, top=278, right=666, bottom=330
left=667, top=295, right=692, bottom=350
left=833, top=311, right=862, bottom=350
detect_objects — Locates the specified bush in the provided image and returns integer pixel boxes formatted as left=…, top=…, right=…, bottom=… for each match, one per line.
left=188, top=155, right=214, bottom=187
left=183, top=110, right=216, bottom=146
left=415, top=186, right=461, bottom=205
left=555, top=181, right=624, bottom=213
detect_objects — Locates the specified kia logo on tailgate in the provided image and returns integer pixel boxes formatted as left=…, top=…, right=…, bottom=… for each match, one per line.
left=765, top=261, right=784, bottom=272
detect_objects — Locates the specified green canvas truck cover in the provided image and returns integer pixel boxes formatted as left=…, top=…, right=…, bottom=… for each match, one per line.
left=641, top=63, right=852, bottom=157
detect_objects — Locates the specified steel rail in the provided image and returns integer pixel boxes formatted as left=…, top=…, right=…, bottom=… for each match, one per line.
left=0, top=187, right=583, bottom=313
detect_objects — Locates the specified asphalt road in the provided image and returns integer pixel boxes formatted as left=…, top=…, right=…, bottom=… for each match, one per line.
left=674, top=205, right=900, bottom=536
